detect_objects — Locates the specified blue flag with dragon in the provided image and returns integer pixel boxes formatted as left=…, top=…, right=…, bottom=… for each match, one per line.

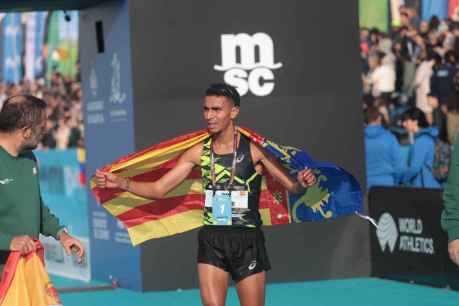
left=239, top=127, right=363, bottom=222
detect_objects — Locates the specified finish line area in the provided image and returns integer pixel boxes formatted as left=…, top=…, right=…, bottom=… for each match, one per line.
left=53, top=276, right=459, bottom=306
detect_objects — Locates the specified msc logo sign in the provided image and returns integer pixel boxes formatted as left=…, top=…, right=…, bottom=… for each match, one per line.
left=214, top=32, right=282, bottom=97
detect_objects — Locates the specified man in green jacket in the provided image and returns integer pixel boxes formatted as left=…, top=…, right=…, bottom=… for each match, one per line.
left=0, top=94, right=84, bottom=277
left=442, top=137, right=459, bottom=266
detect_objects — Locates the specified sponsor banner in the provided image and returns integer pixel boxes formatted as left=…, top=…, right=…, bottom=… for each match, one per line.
left=3, top=13, right=22, bottom=84
left=369, top=187, right=448, bottom=287
left=80, top=0, right=141, bottom=290
left=24, top=12, right=47, bottom=80
left=34, top=149, right=91, bottom=281
left=40, top=236, right=90, bottom=281
left=213, top=32, right=282, bottom=97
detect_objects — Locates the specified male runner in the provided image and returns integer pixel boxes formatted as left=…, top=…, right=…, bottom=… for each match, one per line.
left=95, top=83, right=316, bottom=306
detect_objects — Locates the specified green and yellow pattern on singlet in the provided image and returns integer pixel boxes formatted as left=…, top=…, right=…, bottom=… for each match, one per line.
left=200, top=134, right=262, bottom=227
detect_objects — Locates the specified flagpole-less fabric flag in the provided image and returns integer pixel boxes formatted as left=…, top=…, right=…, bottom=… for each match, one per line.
left=3, top=13, right=23, bottom=84
left=0, top=242, right=62, bottom=306
left=57, top=11, right=79, bottom=79
left=26, top=12, right=48, bottom=80
left=422, top=0, right=448, bottom=20
left=24, top=13, right=37, bottom=81
left=34, top=12, right=47, bottom=79
left=91, top=127, right=363, bottom=246
left=45, top=11, right=59, bottom=82
left=78, top=148, right=86, bottom=186
left=449, top=0, right=459, bottom=19
left=359, top=0, right=389, bottom=32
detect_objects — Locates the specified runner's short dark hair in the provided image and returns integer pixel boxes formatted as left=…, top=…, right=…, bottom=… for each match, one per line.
left=205, top=83, right=241, bottom=106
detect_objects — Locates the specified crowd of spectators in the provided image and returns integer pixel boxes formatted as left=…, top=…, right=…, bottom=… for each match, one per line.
left=0, top=71, right=84, bottom=150
left=361, top=5, right=459, bottom=189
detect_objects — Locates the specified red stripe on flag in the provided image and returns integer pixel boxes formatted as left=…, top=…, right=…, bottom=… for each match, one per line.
left=116, top=194, right=204, bottom=228
left=238, top=127, right=265, bottom=145
left=259, top=174, right=289, bottom=225
left=108, top=130, right=208, bottom=169
left=93, top=166, right=202, bottom=204
left=130, top=160, right=202, bottom=182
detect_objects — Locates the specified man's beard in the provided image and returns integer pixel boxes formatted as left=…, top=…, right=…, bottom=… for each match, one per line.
left=20, top=139, right=39, bottom=152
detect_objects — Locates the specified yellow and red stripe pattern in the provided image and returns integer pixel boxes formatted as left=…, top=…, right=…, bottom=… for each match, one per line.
left=91, top=128, right=290, bottom=246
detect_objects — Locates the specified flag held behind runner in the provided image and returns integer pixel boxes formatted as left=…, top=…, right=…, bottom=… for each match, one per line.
left=91, top=127, right=363, bottom=245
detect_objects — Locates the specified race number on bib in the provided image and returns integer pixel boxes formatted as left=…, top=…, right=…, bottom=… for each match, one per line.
left=205, top=189, right=248, bottom=225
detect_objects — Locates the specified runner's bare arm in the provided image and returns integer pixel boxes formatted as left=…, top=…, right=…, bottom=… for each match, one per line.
left=95, top=143, right=203, bottom=199
left=250, top=143, right=316, bottom=193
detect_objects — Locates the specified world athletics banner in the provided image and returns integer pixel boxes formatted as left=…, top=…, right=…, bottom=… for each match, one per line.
left=369, top=187, right=451, bottom=288
left=35, top=149, right=90, bottom=281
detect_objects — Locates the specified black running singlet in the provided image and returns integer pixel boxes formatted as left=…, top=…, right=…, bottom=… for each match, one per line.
left=200, top=134, right=262, bottom=227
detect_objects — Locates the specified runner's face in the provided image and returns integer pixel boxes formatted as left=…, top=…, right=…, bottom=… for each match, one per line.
left=203, top=96, right=239, bottom=134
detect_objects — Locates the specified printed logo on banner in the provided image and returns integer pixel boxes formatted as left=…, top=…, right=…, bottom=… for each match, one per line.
left=110, top=53, right=126, bottom=104
left=376, top=213, right=398, bottom=253
left=90, top=67, right=98, bottom=97
left=109, top=52, right=129, bottom=122
left=214, top=32, right=282, bottom=97
left=376, top=212, right=435, bottom=255
left=86, top=64, right=104, bottom=125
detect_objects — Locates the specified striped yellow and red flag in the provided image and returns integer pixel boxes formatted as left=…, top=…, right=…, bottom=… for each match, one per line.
left=92, top=127, right=363, bottom=245
left=0, top=242, right=62, bottom=306
left=91, top=127, right=290, bottom=246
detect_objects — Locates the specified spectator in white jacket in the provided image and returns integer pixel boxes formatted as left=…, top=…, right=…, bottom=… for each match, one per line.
left=369, top=52, right=396, bottom=100
left=413, top=51, right=436, bottom=125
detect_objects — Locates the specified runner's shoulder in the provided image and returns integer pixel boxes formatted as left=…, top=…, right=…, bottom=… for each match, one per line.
left=182, top=141, right=205, bottom=165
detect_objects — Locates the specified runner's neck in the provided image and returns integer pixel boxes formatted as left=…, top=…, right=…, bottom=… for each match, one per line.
left=212, top=123, right=239, bottom=154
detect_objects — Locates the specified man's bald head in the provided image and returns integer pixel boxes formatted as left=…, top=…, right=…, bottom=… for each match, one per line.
left=0, top=95, right=47, bottom=133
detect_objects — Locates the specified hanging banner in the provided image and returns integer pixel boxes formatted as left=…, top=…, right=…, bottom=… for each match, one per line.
left=35, top=149, right=91, bottom=281
left=359, top=0, right=389, bottom=32
left=3, top=13, right=23, bottom=84
left=449, top=0, right=459, bottom=20
left=422, top=0, right=448, bottom=21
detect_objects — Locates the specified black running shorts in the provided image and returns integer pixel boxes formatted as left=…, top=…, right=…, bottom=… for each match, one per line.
left=197, top=226, right=271, bottom=283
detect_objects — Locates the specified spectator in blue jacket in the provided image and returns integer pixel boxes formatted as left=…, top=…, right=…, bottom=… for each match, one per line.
left=401, top=107, right=441, bottom=188
left=364, top=106, right=405, bottom=190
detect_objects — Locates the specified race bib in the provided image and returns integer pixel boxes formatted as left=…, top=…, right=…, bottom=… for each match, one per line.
left=205, top=189, right=248, bottom=225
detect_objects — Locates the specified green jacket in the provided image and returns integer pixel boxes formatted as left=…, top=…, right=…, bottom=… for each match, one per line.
left=0, top=147, right=63, bottom=274
left=442, top=139, right=459, bottom=241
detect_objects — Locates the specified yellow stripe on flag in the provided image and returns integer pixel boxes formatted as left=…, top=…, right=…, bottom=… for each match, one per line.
left=102, top=179, right=203, bottom=216
left=111, top=133, right=209, bottom=172
left=115, top=151, right=182, bottom=178
left=77, top=148, right=86, bottom=163
left=259, top=208, right=272, bottom=226
left=102, top=193, right=151, bottom=217
left=127, top=209, right=203, bottom=245
left=261, top=177, right=267, bottom=190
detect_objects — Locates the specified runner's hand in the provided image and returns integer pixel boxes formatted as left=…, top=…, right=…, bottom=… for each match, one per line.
left=297, top=168, right=316, bottom=187
left=95, top=170, right=126, bottom=189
